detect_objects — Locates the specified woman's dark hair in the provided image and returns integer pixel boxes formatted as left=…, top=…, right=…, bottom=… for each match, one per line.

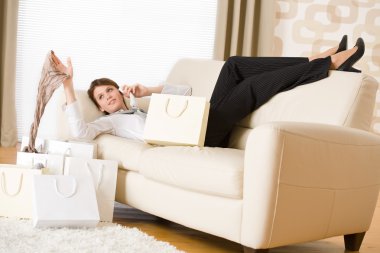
left=87, top=78, right=126, bottom=114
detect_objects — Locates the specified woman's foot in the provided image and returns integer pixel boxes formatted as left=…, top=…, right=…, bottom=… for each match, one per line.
left=331, top=37, right=365, bottom=71
left=308, top=35, right=347, bottom=61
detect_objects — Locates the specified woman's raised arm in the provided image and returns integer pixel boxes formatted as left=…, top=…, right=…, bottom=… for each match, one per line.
left=51, top=51, right=76, bottom=104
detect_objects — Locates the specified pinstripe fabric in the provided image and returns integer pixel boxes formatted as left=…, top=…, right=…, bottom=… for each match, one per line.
left=205, top=56, right=331, bottom=147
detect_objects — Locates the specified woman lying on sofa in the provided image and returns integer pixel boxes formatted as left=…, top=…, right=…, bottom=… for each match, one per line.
left=52, top=35, right=365, bottom=148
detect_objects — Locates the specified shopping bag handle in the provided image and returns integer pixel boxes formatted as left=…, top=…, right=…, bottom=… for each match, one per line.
left=36, top=144, right=44, bottom=153
left=53, top=177, right=77, bottom=198
left=31, top=156, right=47, bottom=167
left=64, top=148, right=72, bottom=156
left=46, top=148, right=71, bottom=156
left=85, top=162, right=104, bottom=190
left=165, top=98, right=188, bottom=118
left=1, top=172, right=23, bottom=197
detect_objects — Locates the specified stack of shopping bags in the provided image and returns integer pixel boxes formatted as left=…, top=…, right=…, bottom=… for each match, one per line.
left=0, top=137, right=118, bottom=228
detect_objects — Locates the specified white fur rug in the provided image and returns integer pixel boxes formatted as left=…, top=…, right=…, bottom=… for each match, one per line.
left=0, top=217, right=184, bottom=253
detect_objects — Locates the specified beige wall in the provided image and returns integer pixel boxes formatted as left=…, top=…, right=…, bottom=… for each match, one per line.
left=270, top=0, right=380, bottom=134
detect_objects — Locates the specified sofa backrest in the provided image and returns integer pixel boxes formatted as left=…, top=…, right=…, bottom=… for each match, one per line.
left=37, top=58, right=379, bottom=149
left=166, top=58, right=379, bottom=149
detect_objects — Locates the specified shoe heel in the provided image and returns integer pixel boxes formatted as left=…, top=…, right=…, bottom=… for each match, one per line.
left=349, top=67, right=361, bottom=73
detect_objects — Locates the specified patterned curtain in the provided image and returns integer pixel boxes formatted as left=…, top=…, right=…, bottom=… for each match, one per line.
left=271, top=0, right=380, bottom=134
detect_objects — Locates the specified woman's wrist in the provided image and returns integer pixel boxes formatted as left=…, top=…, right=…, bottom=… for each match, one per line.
left=147, top=85, right=164, bottom=96
left=63, top=77, right=73, bottom=87
left=63, top=79, right=76, bottom=104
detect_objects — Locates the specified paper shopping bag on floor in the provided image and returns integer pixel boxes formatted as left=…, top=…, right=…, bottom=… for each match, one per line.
left=20, top=136, right=97, bottom=159
left=143, top=94, right=210, bottom=146
left=64, top=157, right=118, bottom=222
left=32, top=175, right=99, bottom=228
left=0, top=164, right=42, bottom=218
left=45, top=139, right=97, bottom=159
left=20, top=136, right=45, bottom=153
left=16, top=151, right=64, bottom=175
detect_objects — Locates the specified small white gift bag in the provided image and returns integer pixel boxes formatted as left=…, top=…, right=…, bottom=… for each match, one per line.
left=20, top=136, right=45, bottom=153
left=143, top=94, right=210, bottom=146
left=20, top=136, right=97, bottom=159
left=0, top=164, right=42, bottom=218
left=64, top=157, right=118, bottom=222
left=45, top=139, right=97, bottom=159
left=18, top=136, right=97, bottom=175
left=32, top=175, right=99, bottom=228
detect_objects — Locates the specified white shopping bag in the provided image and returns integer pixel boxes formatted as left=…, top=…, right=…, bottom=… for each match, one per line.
left=0, top=164, right=42, bottom=218
left=32, top=175, right=99, bottom=228
left=20, top=136, right=97, bottom=159
left=17, top=152, right=64, bottom=175
left=64, top=157, right=118, bottom=222
left=20, top=136, right=45, bottom=153
left=144, top=94, right=210, bottom=146
left=45, top=139, right=97, bottom=159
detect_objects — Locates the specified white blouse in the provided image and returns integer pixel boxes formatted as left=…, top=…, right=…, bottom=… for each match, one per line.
left=65, top=84, right=191, bottom=141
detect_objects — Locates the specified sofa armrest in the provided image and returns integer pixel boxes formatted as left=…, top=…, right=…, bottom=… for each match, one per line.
left=241, top=122, right=380, bottom=249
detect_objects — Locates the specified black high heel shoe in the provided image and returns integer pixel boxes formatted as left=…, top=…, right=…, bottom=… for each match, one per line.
left=337, top=37, right=365, bottom=72
left=336, top=35, right=361, bottom=72
left=336, top=35, right=347, bottom=53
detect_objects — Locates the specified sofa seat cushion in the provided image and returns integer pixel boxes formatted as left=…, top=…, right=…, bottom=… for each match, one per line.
left=138, top=146, right=244, bottom=199
left=95, top=134, right=153, bottom=172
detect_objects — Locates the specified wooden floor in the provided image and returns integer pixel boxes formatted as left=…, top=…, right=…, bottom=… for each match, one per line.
left=1, top=145, right=380, bottom=253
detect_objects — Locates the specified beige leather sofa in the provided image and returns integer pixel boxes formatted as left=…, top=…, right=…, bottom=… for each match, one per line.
left=39, top=58, right=380, bottom=252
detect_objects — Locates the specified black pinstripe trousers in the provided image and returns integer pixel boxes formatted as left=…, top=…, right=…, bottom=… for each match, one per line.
left=204, top=56, right=331, bottom=147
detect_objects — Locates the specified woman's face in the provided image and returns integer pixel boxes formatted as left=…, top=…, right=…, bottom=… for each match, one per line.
left=93, top=85, right=127, bottom=113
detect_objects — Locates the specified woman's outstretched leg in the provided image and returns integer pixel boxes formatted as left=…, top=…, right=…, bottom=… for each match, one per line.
left=210, top=42, right=345, bottom=106
left=210, top=56, right=308, bottom=105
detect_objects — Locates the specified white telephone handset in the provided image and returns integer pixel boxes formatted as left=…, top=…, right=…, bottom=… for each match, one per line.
left=129, top=93, right=138, bottom=110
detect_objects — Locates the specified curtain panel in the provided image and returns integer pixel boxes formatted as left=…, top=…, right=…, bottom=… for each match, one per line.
left=213, top=0, right=276, bottom=60
left=0, top=0, right=4, bottom=145
left=0, top=0, right=18, bottom=147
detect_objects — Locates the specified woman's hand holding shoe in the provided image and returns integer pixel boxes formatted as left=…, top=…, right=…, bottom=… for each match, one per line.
left=51, top=51, right=76, bottom=104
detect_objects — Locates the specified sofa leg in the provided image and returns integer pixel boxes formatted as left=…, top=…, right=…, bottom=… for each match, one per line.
left=243, top=246, right=269, bottom=253
left=344, top=232, right=366, bottom=251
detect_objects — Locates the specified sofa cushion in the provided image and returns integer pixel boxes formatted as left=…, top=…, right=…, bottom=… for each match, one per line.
left=138, top=146, right=244, bottom=199
left=95, top=134, right=153, bottom=172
